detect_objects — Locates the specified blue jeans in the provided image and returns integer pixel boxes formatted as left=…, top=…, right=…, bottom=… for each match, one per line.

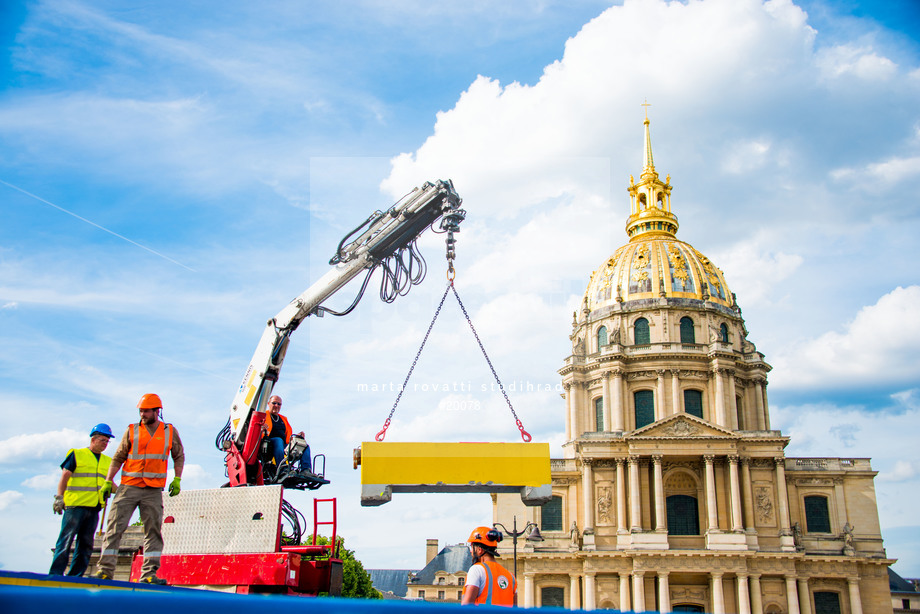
left=267, top=437, right=311, bottom=472
left=49, top=506, right=99, bottom=576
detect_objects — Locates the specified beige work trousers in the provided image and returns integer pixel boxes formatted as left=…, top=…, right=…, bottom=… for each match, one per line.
left=96, top=484, right=164, bottom=580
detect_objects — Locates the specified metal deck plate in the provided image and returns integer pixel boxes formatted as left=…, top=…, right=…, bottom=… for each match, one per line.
left=162, top=485, right=282, bottom=555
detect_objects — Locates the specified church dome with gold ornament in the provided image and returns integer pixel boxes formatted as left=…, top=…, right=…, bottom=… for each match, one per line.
left=584, top=116, right=735, bottom=313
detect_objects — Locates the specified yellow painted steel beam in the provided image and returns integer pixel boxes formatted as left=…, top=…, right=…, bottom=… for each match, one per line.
left=356, top=441, right=552, bottom=507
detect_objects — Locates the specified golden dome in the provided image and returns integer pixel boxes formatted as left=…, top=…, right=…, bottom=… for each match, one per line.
left=585, top=238, right=733, bottom=309
left=584, top=116, right=733, bottom=311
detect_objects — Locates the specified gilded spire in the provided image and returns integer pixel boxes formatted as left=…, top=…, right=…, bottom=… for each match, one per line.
left=625, top=108, right=678, bottom=241
left=642, top=100, right=655, bottom=178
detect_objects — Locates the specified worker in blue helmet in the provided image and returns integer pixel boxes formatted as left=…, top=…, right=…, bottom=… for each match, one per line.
left=49, top=423, right=114, bottom=577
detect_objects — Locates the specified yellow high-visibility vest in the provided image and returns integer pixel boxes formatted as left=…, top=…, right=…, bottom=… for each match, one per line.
left=64, top=447, right=112, bottom=507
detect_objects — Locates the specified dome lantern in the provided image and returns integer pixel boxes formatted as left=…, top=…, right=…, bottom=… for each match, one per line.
left=626, top=114, right=678, bottom=241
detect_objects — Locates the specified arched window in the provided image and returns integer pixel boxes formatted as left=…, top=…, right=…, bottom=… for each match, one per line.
left=667, top=494, right=700, bottom=535
left=541, top=495, right=563, bottom=531
left=683, top=389, right=703, bottom=419
left=680, top=316, right=695, bottom=343
left=634, top=317, right=650, bottom=345
left=541, top=587, right=565, bottom=608
left=804, top=495, right=832, bottom=533
left=634, top=390, right=654, bottom=429
left=673, top=605, right=705, bottom=612
left=720, top=323, right=729, bottom=343
left=597, top=326, right=607, bottom=349
left=594, top=397, right=604, bottom=432
left=813, top=591, right=842, bottom=614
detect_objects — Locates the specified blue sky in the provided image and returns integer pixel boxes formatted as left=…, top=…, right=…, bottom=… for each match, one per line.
left=1, top=0, right=919, bottom=578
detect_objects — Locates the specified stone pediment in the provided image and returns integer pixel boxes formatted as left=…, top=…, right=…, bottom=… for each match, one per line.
left=628, top=413, right=737, bottom=439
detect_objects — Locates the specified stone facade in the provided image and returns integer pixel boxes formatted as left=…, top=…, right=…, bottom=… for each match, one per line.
left=493, top=118, right=893, bottom=613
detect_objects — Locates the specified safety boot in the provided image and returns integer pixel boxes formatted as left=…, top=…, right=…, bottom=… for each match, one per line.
left=140, top=575, right=167, bottom=585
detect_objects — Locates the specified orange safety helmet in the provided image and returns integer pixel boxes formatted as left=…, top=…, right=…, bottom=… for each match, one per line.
left=468, top=526, right=503, bottom=550
left=137, top=393, right=163, bottom=410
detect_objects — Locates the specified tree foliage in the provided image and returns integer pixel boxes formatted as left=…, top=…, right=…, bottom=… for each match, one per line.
left=313, top=535, right=381, bottom=599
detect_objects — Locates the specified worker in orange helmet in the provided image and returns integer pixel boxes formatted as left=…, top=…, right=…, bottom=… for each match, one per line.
left=92, top=393, right=185, bottom=584
left=461, top=526, right=516, bottom=607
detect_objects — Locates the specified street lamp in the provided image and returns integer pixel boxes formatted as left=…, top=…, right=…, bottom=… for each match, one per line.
left=493, top=515, right=544, bottom=579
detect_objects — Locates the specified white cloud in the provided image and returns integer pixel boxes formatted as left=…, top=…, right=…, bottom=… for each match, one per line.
left=722, top=139, right=773, bottom=174
left=470, top=292, right=566, bottom=356
left=176, top=463, right=218, bottom=491
left=382, top=0, right=819, bottom=209
left=0, top=429, right=86, bottom=464
left=460, top=193, right=612, bottom=295
left=710, top=240, right=803, bottom=305
left=2, top=302, right=17, bottom=309
left=0, top=490, right=24, bottom=511
left=21, top=472, right=59, bottom=491
left=865, top=156, right=920, bottom=184
left=816, top=44, right=897, bottom=81
left=832, top=155, right=920, bottom=186
left=770, top=286, right=920, bottom=389
left=879, top=460, right=918, bottom=483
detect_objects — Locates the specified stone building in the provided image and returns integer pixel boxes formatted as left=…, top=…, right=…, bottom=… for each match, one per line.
left=889, top=569, right=920, bottom=613
left=493, top=117, right=893, bottom=613
left=406, top=539, right=471, bottom=603
left=369, top=539, right=471, bottom=603
left=367, top=567, right=414, bottom=599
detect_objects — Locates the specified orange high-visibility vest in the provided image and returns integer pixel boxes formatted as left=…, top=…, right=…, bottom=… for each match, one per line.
left=473, top=561, right=515, bottom=607
left=122, top=422, right=173, bottom=488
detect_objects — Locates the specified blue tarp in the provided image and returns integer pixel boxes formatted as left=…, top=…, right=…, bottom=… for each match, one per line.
left=0, top=582, right=664, bottom=613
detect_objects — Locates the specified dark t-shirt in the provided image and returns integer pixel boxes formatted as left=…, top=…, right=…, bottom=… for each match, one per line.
left=267, top=414, right=287, bottom=441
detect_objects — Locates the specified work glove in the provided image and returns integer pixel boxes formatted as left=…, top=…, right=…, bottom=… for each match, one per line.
left=53, top=495, right=64, bottom=515
left=168, top=476, right=181, bottom=497
left=100, top=480, right=114, bottom=501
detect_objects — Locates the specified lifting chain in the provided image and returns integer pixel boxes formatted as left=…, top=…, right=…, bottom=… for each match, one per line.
left=450, top=284, right=531, bottom=442
left=375, top=218, right=530, bottom=442
left=374, top=286, right=532, bottom=442
left=375, top=283, right=451, bottom=441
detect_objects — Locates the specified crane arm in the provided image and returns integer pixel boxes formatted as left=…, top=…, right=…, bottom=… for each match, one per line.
left=226, top=180, right=463, bottom=450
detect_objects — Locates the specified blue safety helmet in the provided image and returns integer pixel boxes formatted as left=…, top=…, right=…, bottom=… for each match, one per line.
left=90, top=423, right=114, bottom=438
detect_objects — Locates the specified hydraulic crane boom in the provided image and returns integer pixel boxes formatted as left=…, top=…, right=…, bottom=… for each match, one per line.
left=221, top=179, right=464, bottom=488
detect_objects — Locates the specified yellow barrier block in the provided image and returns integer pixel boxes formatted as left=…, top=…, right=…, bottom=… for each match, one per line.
left=357, top=441, right=552, bottom=506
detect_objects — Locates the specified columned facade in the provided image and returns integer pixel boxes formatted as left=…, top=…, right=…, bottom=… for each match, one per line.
left=493, top=117, right=893, bottom=611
